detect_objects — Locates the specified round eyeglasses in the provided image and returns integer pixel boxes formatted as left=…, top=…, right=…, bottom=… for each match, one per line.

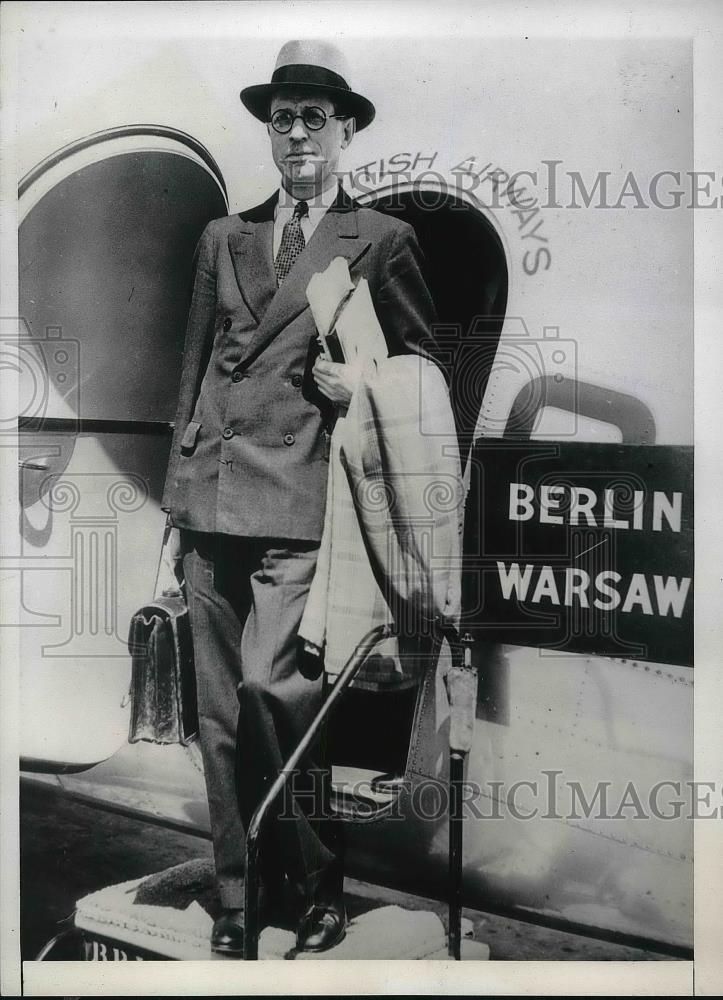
left=269, top=107, right=348, bottom=134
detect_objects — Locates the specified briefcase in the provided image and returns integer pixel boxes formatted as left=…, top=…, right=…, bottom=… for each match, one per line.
left=127, top=594, right=199, bottom=746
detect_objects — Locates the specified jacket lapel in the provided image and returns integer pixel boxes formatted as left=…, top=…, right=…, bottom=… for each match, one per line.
left=227, top=192, right=278, bottom=324
left=236, top=186, right=372, bottom=369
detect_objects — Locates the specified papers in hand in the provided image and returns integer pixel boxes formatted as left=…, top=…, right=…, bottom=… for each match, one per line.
left=306, top=256, right=353, bottom=341
left=306, top=256, right=388, bottom=368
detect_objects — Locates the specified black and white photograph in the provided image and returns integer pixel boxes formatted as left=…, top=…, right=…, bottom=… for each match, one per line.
left=1, top=1, right=721, bottom=995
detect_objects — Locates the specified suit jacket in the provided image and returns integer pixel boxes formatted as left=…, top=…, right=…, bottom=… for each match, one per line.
left=161, top=185, right=437, bottom=540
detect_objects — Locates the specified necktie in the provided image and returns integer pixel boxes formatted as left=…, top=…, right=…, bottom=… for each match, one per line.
left=274, top=200, right=309, bottom=285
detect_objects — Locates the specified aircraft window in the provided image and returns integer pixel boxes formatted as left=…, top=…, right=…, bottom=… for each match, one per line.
left=504, top=375, right=656, bottom=445
left=531, top=407, right=624, bottom=443
left=361, top=188, right=508, bottom=447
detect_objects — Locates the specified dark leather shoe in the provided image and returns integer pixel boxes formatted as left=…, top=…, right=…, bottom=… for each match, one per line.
left=296, top=901, right=347, bottom=953
left=211, top=908, right=245, bottom=955
left=211, top=885, right=286, bottom=956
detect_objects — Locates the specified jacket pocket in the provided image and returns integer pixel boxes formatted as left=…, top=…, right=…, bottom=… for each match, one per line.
left=180, top=420, right=201, bottom=454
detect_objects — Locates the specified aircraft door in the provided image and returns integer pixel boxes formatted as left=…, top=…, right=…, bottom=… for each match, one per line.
left=361, top=187, right=509, bottom=448
left=15, top=126, right=228, bottom=771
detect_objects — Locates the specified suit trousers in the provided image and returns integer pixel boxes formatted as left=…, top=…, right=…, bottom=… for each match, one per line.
left=181, top=530, right=343, bottom=910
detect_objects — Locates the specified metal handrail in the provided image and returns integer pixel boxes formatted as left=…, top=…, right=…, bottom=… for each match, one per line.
left=242, top=618, right=471, bottom=961
left=447, top=632, right=475, bottom=959
left=35, top=916, right=78, bottom=960
left=243, top=622, right=393, bottom=960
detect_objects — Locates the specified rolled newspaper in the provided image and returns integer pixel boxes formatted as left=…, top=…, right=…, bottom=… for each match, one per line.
left=306, top=256, right=388, bottom=367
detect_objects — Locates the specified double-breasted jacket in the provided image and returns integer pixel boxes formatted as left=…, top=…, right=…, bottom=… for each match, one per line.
left=161, top=185, right=437, bottom=539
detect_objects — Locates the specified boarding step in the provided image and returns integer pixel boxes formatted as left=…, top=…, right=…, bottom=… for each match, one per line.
left=73, top=859, right=489, bottom=961
left=330, top=764, right=401, bottom=818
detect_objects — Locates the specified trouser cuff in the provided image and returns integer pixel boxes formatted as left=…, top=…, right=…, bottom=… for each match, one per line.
left=218, top=878, right=245, bottom=910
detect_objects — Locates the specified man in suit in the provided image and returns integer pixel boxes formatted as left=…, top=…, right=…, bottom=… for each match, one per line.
left=161, top=39, right=437, bottom=954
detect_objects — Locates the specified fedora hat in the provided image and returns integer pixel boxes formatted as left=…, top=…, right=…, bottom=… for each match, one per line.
left=240, top=39, right=375, bottom=131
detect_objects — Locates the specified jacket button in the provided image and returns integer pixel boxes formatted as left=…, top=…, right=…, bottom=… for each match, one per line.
left=222, top=317, right=232, bottom=332
left=222, top=427, right=234, bottom=440
left=291, top=374, right=303, bottom=388
left=283, top=433, right=295, bottom=446
left=231, top=370, right=242, bottom=382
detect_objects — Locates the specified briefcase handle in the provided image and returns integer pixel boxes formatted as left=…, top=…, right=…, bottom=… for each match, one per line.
left=153, top=516, right=185, bottom=600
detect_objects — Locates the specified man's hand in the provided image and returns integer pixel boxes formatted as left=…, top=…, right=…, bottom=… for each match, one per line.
left=298, top=638, right=324, bottom=680
left=312, top=358, right=359, bottom=406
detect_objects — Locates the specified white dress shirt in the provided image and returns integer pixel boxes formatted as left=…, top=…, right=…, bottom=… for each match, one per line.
left=273, top=182, right=338, bottom=259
